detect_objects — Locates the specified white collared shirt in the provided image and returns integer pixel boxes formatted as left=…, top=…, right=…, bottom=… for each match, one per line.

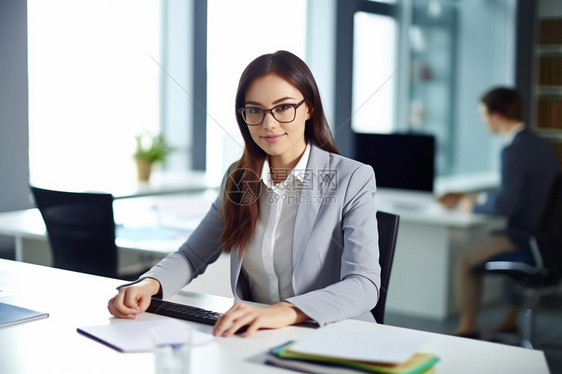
left=241, top=143, right=311, bottom=304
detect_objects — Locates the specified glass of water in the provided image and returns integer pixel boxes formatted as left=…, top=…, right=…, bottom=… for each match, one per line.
left=151, top=324, right=193, bottom=374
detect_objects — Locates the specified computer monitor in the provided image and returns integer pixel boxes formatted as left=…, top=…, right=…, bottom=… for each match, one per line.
left=354, top=133, right=436, bottom=192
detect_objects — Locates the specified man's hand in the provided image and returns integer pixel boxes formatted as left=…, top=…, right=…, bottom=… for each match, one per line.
left=438, top=192, right=464, bottom=209
left=457, top=194, right=478, bottom=213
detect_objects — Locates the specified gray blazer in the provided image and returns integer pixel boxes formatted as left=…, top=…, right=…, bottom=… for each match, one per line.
left=141, top=144, right=381, bottom=326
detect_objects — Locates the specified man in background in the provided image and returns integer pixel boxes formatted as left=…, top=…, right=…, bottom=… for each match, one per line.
left=439, top=87, right=559, bottom=338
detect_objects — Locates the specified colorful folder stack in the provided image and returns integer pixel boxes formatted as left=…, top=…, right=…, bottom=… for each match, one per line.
left=264, top=328, right=439, bottom=374
left=266, top=341, right=439, bottom=374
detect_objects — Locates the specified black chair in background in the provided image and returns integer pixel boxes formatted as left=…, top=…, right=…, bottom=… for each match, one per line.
left=372, top=211, right=400, bottom=324
left=473, top=173, right=562, bottom=348
left=30, top=186, right=141, bottom=279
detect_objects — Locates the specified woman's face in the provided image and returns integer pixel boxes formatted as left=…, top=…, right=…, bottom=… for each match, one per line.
left=243, top=73, right=310, bottom=168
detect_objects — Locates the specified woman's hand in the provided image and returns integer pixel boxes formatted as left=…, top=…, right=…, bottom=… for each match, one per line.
left=107, top=278, right=161, bottom=319
left=212, top=301, right=308, bottom=338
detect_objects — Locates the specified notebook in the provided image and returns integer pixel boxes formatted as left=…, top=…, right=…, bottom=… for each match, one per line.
left=77, top=318, right=214, bottom=353
left=0, top=302, right=49, bottom=327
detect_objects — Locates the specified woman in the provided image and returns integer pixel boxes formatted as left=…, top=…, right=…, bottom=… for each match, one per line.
left=108, top=50, right=381, bottom=337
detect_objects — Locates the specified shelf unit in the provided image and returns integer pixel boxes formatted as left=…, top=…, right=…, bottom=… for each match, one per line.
left=534, top=16, right=562, bottom=168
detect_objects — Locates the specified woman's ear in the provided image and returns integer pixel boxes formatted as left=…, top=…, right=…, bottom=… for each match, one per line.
left=306, top=105, right=313, bottom=120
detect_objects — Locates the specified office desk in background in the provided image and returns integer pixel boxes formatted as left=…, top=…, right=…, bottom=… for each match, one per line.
left=0, top=259, right=549, bottom=374
left=0, top=191, right=218, bottom=261
left=0, top=191, right=232, bottom=298
left=0, top=188, right=505, bottom=320
left=376, top=189, right=505, bottom=320
left=30, top=169, right=218, bottom=199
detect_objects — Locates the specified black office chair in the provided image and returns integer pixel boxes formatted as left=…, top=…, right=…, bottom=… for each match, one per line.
left=30, top=186, right=141, bottom=279
left=473, top=173, right=562, bottom=348
left=371, top=211, right=400, bottom=324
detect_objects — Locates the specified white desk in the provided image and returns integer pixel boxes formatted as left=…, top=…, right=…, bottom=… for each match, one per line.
left=0, top=189, right=505, bottom=320
left=0, top=259, right=549, bottom=374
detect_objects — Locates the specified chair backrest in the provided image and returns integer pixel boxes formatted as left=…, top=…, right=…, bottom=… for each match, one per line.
left=537, top=173, right=562, bottom=281
left=371, top=211, right=400, bottom=324
left=30, top=186, right=118, bottom=278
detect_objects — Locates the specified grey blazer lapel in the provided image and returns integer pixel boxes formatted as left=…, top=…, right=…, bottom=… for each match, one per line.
left=229, top=144, right=334, bottom=299
left=291, top=144, right=332, bottom=269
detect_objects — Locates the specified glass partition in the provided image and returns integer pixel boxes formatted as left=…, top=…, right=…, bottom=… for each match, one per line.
left=407, top=0, right=457, bottom=175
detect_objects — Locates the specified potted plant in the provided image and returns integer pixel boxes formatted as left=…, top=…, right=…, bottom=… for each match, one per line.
left=134, top=132, right=172, bottom=181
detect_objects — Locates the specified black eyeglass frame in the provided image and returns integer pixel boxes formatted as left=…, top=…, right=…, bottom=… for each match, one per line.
left=237, top=99, right=307, bottom=126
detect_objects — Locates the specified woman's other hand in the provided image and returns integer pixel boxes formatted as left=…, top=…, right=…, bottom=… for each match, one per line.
left=212, top=301, right=308, bottom=338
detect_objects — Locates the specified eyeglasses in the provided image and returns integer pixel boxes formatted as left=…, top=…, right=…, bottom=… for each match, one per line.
left=238, top=99, right=306, bottom=126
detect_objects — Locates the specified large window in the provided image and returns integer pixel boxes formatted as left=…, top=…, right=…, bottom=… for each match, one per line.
left=28, top=0, right=307, bottom=190
left=352, top=11, right=397, bottom=134
left=28, top=0, right=159, bottom=190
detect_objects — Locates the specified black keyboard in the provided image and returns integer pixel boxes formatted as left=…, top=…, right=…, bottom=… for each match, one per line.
left=146, top=298, right=222, bottom=326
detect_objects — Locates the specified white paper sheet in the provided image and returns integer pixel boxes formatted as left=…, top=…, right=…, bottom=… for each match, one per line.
left=78, top=318, right=214, bottom=353
left=289, top=328, right=428, bottom=364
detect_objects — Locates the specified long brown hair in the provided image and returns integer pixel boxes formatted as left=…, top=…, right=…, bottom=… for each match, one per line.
left=220, top=50, right=338, bottom=253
